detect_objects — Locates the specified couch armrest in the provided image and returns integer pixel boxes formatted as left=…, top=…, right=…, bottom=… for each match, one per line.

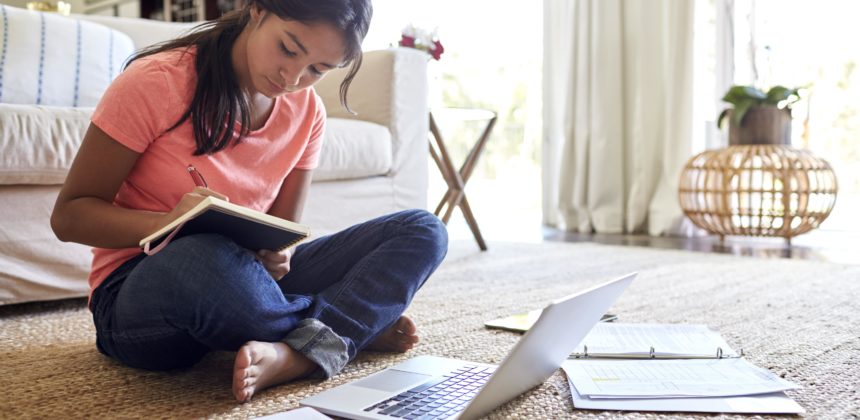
left=314, top=48, right=429, bottom=181
left=74, top=14, right=197, bottom=50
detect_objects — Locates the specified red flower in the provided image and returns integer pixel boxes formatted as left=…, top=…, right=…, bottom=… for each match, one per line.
left=430, top=40, right=444, bottom=60
left=399, top=35, right=415, bottom=48
left=398, top=25, right=444, bottom=61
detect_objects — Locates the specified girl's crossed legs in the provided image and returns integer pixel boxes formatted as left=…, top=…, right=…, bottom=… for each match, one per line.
left=91, top=209, right=448, bottom=401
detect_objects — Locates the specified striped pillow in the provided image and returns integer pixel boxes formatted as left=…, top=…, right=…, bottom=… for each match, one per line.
left=0, top=5, right=134, bottom=107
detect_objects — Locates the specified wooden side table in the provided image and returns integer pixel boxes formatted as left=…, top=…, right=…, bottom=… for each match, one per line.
left=428, top=108, right=497, bottom=251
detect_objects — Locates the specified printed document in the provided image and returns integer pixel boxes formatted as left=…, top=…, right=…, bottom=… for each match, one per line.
left=564, top=358, right=799, bottom=398
left=564, top=373, right=805, bottom=414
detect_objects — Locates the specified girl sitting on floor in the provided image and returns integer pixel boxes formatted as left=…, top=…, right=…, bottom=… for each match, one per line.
left=51, top=0, right=448, bottom=402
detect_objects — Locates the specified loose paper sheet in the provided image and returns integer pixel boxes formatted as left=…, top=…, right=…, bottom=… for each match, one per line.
left=564, top=371, right=805, bottom=414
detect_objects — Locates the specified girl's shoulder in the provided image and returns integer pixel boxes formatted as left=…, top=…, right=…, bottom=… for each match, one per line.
left=121, top=47, right=198, bottom=101
left=128, top=46, right=198, bottom=75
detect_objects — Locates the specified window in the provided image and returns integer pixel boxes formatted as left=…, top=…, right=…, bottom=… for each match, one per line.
left=364, top=1, right=544, bottom=241
left=726, top=0, right=860, bottom=232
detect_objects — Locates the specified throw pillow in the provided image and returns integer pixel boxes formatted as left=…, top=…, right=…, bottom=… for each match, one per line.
left=0, top=5, right=135, bottom=107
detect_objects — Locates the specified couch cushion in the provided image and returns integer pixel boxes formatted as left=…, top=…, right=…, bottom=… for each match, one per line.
left=0, top=105, right=392, bottom=185
left=0, top=103, right=91, bottom=185
left=0, top=5, right=135, bottom=107
left=313, top=118, right=393, bottom=182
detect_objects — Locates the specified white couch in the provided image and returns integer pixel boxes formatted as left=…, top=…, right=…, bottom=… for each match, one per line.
left=0, top=11, right=430, bottom=305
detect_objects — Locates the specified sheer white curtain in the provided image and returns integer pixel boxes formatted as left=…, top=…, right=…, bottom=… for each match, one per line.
left=542, top=0, right=695, bottom=235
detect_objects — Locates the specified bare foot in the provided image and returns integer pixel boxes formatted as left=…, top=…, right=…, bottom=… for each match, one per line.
left=367, top=316, right=420, bottom=352
left=232, top=341, right=317, bottom=403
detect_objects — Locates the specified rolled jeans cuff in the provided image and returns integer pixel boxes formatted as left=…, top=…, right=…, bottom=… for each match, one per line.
left=283, top=318, right=349, bottom=379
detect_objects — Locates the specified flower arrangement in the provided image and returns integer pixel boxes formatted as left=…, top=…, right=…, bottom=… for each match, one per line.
left=717, top=84, right=803, bottom=146
left=717, top=85, right=801, bottom=128
left=399, top=24, right=444, bottom=60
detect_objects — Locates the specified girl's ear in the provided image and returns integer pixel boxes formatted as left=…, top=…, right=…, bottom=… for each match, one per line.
left=249, top=4, right=266, bottom=27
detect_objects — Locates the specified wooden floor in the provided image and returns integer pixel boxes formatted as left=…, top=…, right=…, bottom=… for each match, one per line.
left=440, top=209, right=857, bottom=265
left=541, top=228, right=859, bottom=265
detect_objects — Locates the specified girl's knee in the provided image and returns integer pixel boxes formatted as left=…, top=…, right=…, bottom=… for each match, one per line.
left=397, top=209, right=449, bottom=262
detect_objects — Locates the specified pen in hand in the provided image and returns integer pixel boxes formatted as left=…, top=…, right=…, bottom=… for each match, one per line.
left=187, top=164, right=209, bottom=189
left=186, top=165, right=228, bottom=202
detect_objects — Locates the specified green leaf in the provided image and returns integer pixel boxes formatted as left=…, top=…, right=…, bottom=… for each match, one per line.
left=722, top=85, right=766, bottom=106
left=717, top=108, right=730, bottom=128
left=765, top=85, right=798, bottom=105
left=731, top=100, right=755, bottom=126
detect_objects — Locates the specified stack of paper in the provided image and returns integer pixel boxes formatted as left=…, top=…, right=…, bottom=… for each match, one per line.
left=562, top=324, right=804, bottom=414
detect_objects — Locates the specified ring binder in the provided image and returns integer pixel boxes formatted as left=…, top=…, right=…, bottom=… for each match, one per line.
left=571, top=346, right=744, bottom=359
left=567, top=323, right=744, bottom=360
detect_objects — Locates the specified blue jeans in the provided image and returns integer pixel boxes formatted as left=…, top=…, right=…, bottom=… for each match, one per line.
left=91, top=209, right=448, bottom=378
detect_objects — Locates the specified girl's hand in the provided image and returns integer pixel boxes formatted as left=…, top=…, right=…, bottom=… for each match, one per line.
left=256, top=248, right=292, bottom=280
left=158, top=187, right=229, bottom=229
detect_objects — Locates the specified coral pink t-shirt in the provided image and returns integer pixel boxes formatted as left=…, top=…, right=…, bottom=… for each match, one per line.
left=87, top=47, right=325, bottom=295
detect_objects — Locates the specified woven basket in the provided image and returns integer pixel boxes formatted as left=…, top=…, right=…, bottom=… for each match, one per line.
left=679, top=145, right=838, bottom=244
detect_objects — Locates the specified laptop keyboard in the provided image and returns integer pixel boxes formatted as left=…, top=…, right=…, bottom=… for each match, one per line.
left=362, top=364, right=496, bottom=419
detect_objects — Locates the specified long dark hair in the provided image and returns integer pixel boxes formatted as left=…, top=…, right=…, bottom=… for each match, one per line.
left=127, top=0, right=372, bottom=155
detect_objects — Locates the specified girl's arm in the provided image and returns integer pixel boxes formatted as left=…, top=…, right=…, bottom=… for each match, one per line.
left=267, top=169, right=313, bottom=223
left=257, top=168, right=313, bottom=279
left=51, top=124, right=220, bottom=249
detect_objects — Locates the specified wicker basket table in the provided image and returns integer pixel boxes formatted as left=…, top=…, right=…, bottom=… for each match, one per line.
left=679, top=145, right=838, bottom=244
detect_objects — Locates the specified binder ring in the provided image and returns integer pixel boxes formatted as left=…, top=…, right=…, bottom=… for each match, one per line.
left=649, top=346, right=656, bottom=359
left=583, top=345, right=588, bottom=358
left=716, top=347, right=723, bottom=359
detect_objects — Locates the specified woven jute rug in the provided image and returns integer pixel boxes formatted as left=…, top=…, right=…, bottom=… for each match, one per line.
left=1, top=240, right=859, bottom=419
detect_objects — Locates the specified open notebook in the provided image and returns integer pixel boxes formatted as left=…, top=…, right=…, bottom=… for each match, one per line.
left=139, top=196, right=310, bottom=255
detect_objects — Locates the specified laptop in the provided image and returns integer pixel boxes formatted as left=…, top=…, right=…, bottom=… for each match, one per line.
left=300, top=272, right=636, bottom=420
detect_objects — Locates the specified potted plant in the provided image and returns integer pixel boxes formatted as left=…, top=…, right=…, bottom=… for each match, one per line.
left=717, top=85, right=801, bottom=145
